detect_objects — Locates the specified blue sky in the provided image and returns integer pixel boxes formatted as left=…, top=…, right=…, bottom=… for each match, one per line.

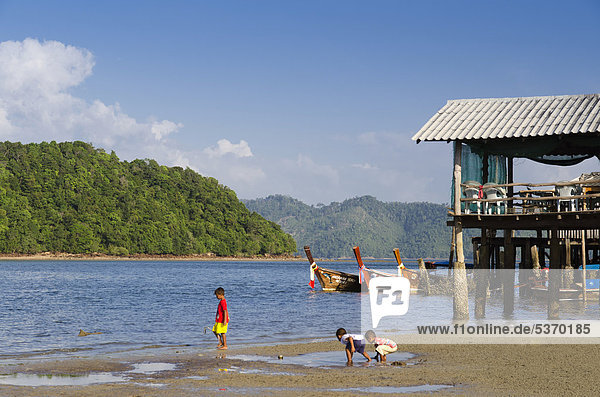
left=1, top=0, right=599, bottom=204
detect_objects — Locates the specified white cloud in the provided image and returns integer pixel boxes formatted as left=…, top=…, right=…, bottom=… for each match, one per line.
left=188, top=150, right=266, bottom=190
left=296, top=154, right=339, bottom=182
left=352, top=162, right=378, bottom=170
left=0, top=38, right=93, bottom=94
left=0, top=38, right=183, bottom=150
left=151, top=119, right=183, bottom=141
left=203, top=139, right=253, bottom=158
left=0, top=108, right=12, bottom=136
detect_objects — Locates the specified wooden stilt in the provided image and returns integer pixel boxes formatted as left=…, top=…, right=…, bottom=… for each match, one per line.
left=475, top=228, right=489, bottom=319
left=548, top=229, right=561, bottom=320
left=418, top=258, right=431, bottom=296
left=472, top=239, right=480, bottom=276
left=519, top=239, right=532, bottom=297
left=448, top=226, right=456, bottom=278
left=564, top=239, right=573, bottom=289
left=449, top=226, right=456, bottom=268
left=582, top=230, right=587, bottom=303
left=498, top=246, right=504, bottom=293
left=454, top=223, right=469, bottom=320
left=503, top=230, right=515, bottom=316
left=453, top=141, right=468, bottom=321
left=531, top=243, right=541, bottom=279
left=580, top=203, right=588, bottom=304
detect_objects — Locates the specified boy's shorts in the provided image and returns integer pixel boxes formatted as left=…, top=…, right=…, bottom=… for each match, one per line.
left=346, top=340, right=365, bottom=354
left=213, top=322, right=228, bottom=334
left=375, top=344, right=397, bottom=356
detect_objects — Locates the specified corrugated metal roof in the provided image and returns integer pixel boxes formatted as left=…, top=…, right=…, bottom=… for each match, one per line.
left=412, top=94, right=600, bottom=142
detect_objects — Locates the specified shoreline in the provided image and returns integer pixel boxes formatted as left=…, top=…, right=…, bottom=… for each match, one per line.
left=0, top=252, right=447, bottom=262
left=0, top=252, right=305, bottom=261
left=1, top=340, right=599, bottom=396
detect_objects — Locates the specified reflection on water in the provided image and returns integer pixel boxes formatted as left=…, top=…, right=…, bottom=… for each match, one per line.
left=204, top=384, right=453, bottom=395
left=0, top=362, right=178, bottom=387
left=227, top=350, right=415, bottom=368
left=363, top=267, right=600, bottom=331
left=330, top=384, right=453, bottom=394
left=228, top=366, right=299, bottom=376
left=0, top=373, right=126, bottom=386
left=128, top=362, right=176, bottom=374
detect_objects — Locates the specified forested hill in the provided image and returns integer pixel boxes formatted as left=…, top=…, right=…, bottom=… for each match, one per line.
left=0, top=141, right=296, bottom=256
left=243, top=195, right=453, bottom=259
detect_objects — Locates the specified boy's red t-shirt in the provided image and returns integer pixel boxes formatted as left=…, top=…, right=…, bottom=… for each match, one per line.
left=215, top=299, right=229, bottom=323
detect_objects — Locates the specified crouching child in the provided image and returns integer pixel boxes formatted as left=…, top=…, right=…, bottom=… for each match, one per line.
left=365, top=330, right=397, bottom=362
left=336, top=328, right=371, bottom=364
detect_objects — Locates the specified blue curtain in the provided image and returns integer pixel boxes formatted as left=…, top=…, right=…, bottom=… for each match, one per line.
left=450, top=144, right=507, bottom=208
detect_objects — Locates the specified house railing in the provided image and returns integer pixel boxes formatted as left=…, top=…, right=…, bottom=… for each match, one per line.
left=459, top=178, right=600, bottom=215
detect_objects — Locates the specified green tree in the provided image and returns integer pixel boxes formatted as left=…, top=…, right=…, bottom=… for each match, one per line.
left=0, top=141, right=296, bottom=257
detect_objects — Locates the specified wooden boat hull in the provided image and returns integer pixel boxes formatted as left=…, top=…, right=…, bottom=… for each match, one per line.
left=305, top=245, right=361, bottom=292
left=315, top=267, right=361, bottom=292
left=363, top=267, right=420, bottom=292
left=402, top=268, right=420, bottom=291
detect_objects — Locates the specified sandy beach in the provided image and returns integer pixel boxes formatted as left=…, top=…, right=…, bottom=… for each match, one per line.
left=2, top=341, right=599, bottom=396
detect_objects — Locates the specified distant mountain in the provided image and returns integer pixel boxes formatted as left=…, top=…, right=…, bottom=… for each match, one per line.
left=0, top=141, right=296, bottom=256
left=243, top=195, right=455, bottom=259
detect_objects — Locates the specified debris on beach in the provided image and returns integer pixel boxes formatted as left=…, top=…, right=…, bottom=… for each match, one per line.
left=78, top=329, right=103, bottom=337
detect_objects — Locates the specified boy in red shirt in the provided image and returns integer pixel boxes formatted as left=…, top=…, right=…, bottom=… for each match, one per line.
left=212, top=287, right=229, bottom=350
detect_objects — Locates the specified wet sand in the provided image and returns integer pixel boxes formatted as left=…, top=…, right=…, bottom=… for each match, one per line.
left=1, top=341, right=599, bottom=396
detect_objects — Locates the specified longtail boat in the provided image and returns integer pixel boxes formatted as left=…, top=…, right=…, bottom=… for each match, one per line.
left=353, top=246, right=420, bottom=292
left=529, top=285, right=599, bottom=301
left=305, top=246, right=361, bottom=292
left=528, top=270, right=599, bottom=300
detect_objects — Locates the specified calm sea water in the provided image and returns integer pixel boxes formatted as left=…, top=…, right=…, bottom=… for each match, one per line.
left=1, top=260, right=598, bottom=360
left=0, top=260, right=366, bottom=359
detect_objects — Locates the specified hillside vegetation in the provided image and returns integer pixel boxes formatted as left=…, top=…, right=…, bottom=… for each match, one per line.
left=0, top=141, right=296, bottom=256
left=243, top=195, right=455, bottom=259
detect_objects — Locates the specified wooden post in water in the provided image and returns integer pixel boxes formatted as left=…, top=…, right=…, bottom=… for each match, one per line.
left=580, top=202, right=588, bottom=303
left=498, top=246, right=504, bottom=294
left=531, top=243, right=541, bottom=280
left=475, top=228, right=489, bottom=319
left=536, top=230, right=544, bottom=272
left=503, top=230, right=515, bottom=316
left=564, top=238, right=574, bottom=289
left=449, top=226, right=456, bottom=269
left=548, top=229, right=561, bottom=320
left=582, top=230, right=587, bottom=303
left=519, top=239, right=532, bottom=297
left=418, top=258, right=431, bottom=295
left=453, top=141, right=469, bottom=320
left=472, top=239, right=480, bottom=271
